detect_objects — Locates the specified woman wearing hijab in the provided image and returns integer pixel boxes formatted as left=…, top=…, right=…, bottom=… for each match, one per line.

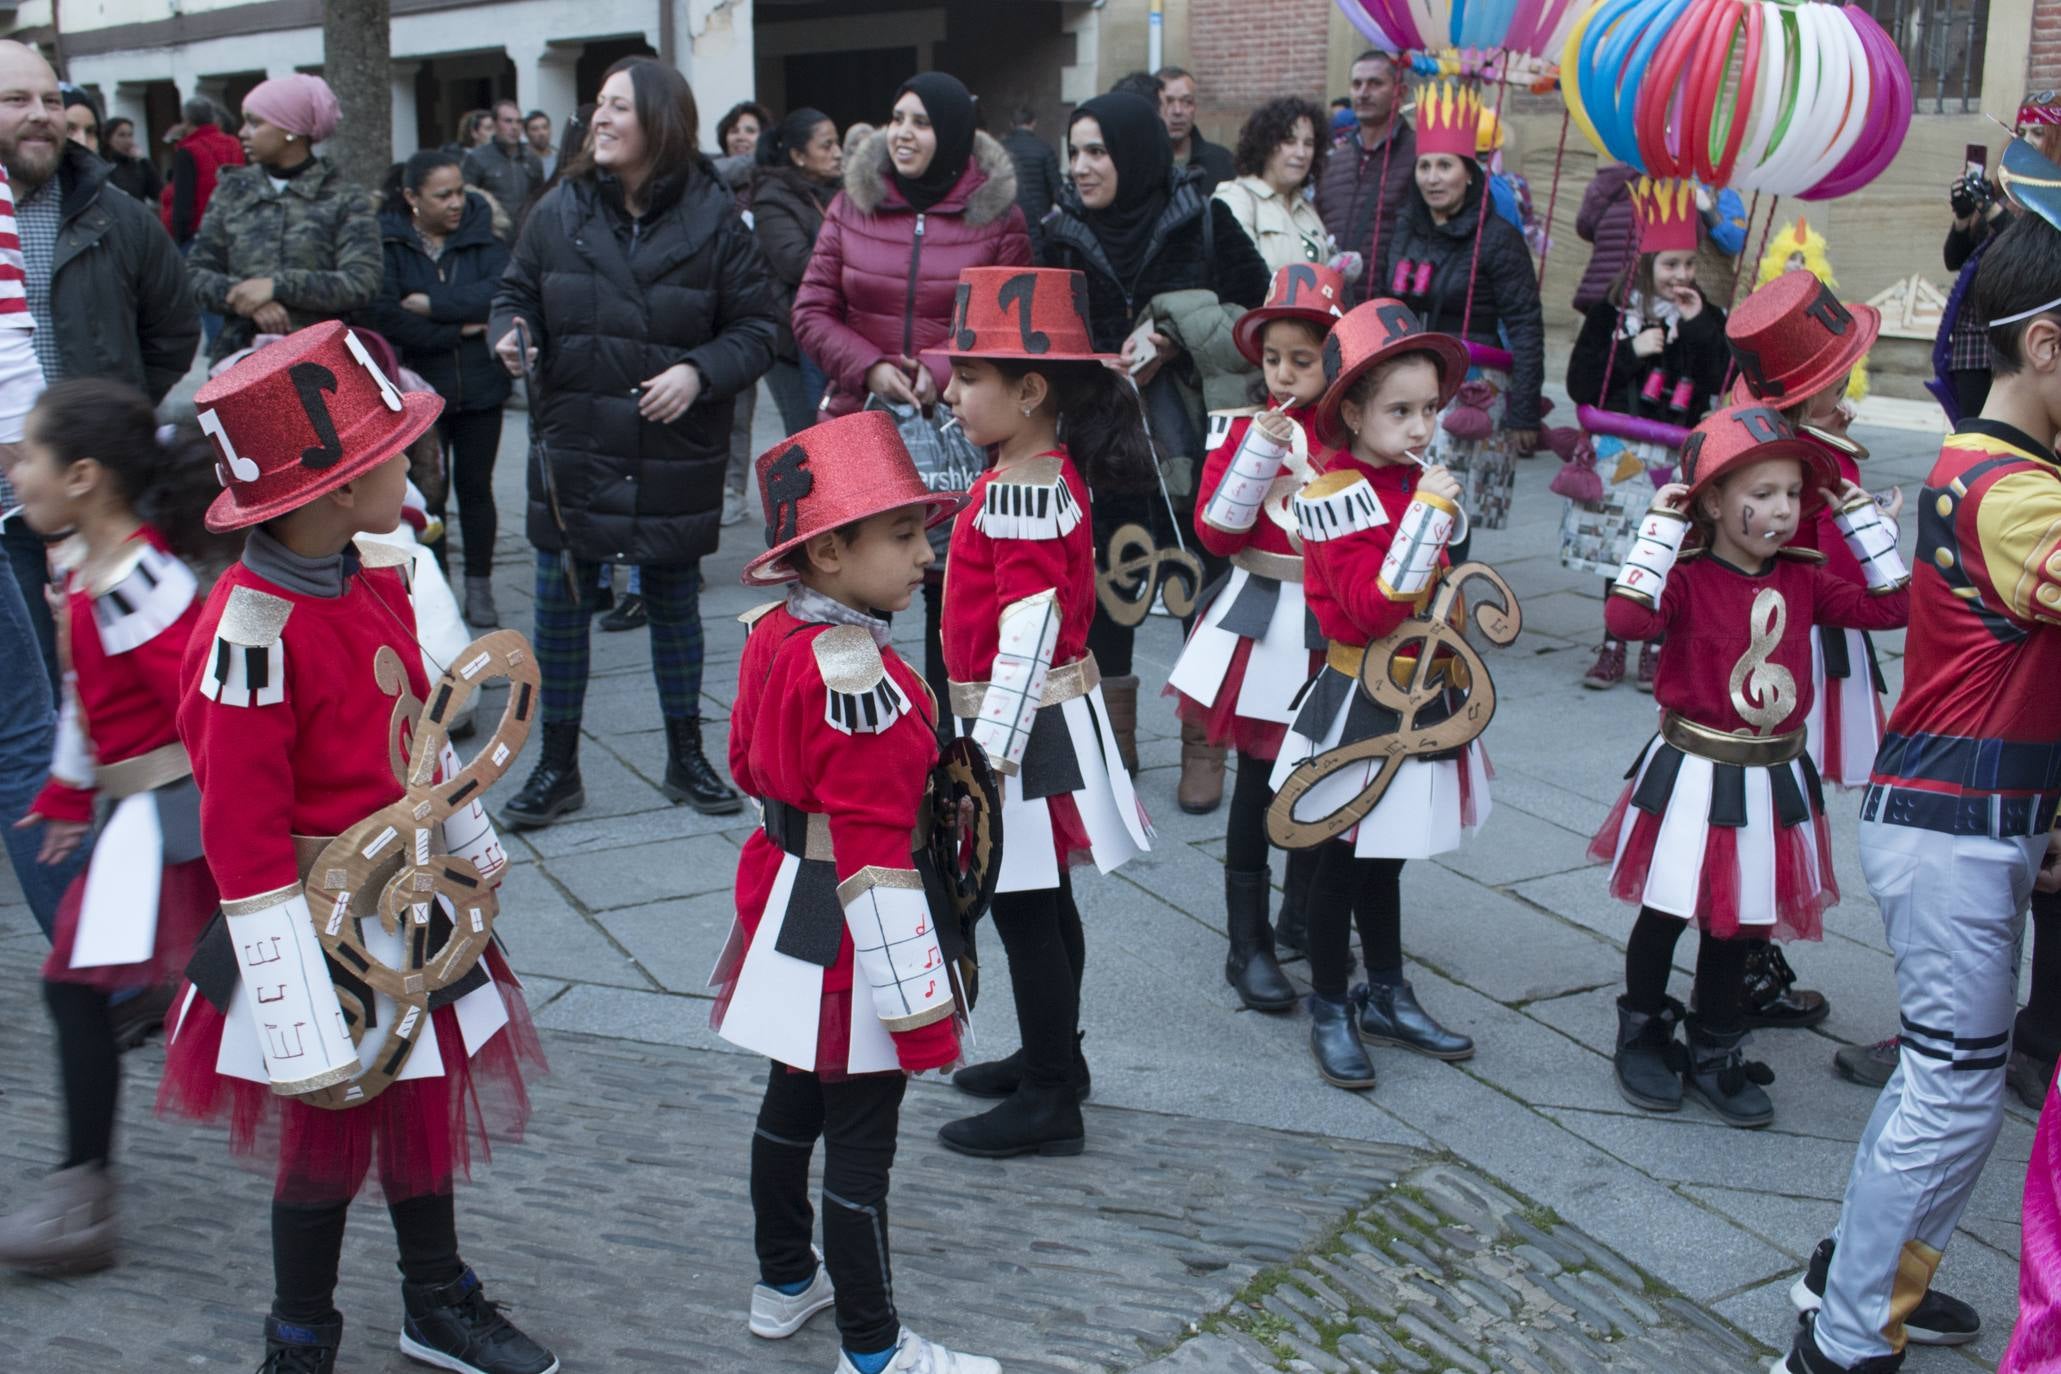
left=186, top=73, right=383, bottom=363
left=1038, top=90, right=1270, bottom=782
left=792, top=71, right=1032, bottom=709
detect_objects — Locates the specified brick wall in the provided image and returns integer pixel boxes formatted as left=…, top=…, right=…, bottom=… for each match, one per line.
left=1188, top=0, right=1334, bottom=143
left=2037, top=0, right=2061, bottom=89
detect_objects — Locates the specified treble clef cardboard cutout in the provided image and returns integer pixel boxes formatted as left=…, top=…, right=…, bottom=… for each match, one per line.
left=1267, top=562, right=1521, bottom=850
left=1096, top=523, right=1204, bottom=627
left=298, top=629, right=538, bottom=1109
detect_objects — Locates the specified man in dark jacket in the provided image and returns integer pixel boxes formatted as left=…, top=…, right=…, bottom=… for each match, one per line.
left=1155, top=67, right=1235, bottom=195
left=1000, top=107, right=1063, bottom=254
left=463, top=100, right=543, bottom=234
left=1317, top=50, right=1416, bottom=304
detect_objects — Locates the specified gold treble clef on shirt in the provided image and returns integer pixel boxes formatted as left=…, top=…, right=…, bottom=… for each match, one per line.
left=1727, top=587, right=1795, bottom=737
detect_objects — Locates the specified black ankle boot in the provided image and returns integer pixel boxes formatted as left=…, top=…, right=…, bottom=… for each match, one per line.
left=1309, top=993, right=1376, bottom=1090
left=260, top=1314, right=341, bottom=1374
left=937, top=1080, right=1086, bottom=1158
left=662, top=716, right=741, bottom=815
left=1225, top=869, right=1297, bottom=1012
left=399, top=1267, right=558, bottom=1374
left=1740, top=940, right=1830, bottom=1029
left=1354, top=978, right=1474, bottom=1060
left=1683, top=1016, right=1775, bottom=1128
left=951, top=1033, right=1091, bottom=1102
left=1614, top=995, right=1685, bottom=1111
left=1275, top=850, right=1314, bottom=962
left=501, top=720, right=584, bottom=830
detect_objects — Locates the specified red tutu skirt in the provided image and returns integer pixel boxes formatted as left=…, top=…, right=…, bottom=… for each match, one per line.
left=43, top=856, right=217, bottom=991
left=1171, top=638, right=1294, bottom=759
left=157, top=945, right=544, bottom=1202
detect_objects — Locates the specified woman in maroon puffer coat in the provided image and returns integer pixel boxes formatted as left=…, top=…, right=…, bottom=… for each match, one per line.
left=792, top=70, right=1031, bottom=704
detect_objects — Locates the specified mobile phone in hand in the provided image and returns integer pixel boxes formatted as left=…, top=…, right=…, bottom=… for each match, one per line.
left=1965, top=142, right=1988, bottom=181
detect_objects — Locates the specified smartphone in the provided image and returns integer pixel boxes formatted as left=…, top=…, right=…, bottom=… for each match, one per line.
left=1965, top=143, right=1988, bottom=180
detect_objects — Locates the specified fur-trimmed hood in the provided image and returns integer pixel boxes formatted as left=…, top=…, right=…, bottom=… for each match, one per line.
left=842, top=127, right=1019, bottom=225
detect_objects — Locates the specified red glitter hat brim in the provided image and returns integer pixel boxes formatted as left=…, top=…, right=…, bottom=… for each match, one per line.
left=203, top=389, right=444, bottom=533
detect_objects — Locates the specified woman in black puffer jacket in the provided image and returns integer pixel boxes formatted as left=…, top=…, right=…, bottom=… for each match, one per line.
left=491, top=57, right=777, bottom=829
left=363, top=150, right=512, bottom=623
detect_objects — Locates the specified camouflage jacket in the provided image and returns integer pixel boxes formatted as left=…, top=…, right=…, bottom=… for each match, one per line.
left=187, top=156, right=383, bottom=361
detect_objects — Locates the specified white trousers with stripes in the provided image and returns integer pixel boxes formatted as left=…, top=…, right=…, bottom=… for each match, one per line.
left=1815, top=819, right=2041, bottom=1363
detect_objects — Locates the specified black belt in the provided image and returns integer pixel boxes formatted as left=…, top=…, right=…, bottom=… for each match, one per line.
left=1861, top=783, right=2061, bottom=838
left=1874, top=733, right=2061, bottom=794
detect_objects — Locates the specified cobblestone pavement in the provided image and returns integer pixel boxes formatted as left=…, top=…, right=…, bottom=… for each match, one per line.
left=0, top=377, right=2037, bottom=1369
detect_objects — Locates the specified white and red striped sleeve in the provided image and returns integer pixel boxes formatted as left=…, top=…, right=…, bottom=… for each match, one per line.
left=0, top=164, right=29, bottom=330
left=0, top=163, right=42, bottom=446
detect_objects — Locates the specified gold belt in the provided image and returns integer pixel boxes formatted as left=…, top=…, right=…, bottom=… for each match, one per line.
left=1661, top=712, right=1807, bottom=767
left=948, top=653, right=1101, bottom=718
left=94, top=742, right=190, bottom=799
left=1233, top=547, right=1303, bottom=583
left=761, top=803, right=928, bottom=863
left=1324, top=640, right=1472, bottom=690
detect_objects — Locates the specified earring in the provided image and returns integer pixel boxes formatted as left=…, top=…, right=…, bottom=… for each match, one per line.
left=283, top=134, right=295, bottom=142
left=1021, top=405, right=1034, bottom=417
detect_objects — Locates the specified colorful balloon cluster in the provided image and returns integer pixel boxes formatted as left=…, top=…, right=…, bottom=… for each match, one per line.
left=1561, top=0, right=1912, bottom=200
left=1334, top=0, right=1589, bottom=68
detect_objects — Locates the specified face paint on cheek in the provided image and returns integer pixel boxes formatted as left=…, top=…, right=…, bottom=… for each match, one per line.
left=1741, top=504, right=1755, bottom=539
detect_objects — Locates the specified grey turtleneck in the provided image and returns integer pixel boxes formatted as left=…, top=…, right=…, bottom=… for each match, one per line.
left=241, top=527, right=359, bottom=598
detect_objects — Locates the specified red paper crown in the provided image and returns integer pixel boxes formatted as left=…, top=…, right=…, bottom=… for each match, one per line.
left=1631, top=175, right=1698, bottom=255
left=1679, top=402, right=1841, bottom=514
left=925, top=267, right=1113, bottom=363
left=1725, top=270, right=1881, bottom=407
left=1415, top=81, right=1485, bottom=161
left=196, top=321, right=443, bottom=533
left=1312, top=298, right=1470, bottom=448
left=1233, top=262, right=1348, bottom=365
left=743, top=409, right=968, bottom=587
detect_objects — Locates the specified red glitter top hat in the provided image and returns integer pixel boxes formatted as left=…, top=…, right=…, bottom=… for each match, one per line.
left=1312, top=298, right=1470, bottom=448
left=1631, top=176, right=1699, bottom=256
left=1679, top=402, right=1841, bottom=516
left=1415, top=81, right=1485, bottom=161
left=743, top=410, right=969, bottom=587
left=925, top=267, right=1114, bottom=363
left=196, top=321, right=443, bottom=533
left=1232, top=263, right=1349, bottom=365
left=1725, top=270, right=1881, bottom=408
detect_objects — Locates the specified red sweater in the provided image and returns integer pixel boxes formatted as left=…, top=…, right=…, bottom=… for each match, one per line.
left=1302, top=453, right=1444, bottom=647
left=729, top=603, right=956, bottom=1071
left=1605, top=552, right=1908, bottom=736
left=1793, top=445, right=1868, bottom=588
left=178, top=558, right=426, bottom=904
left=1194, top=405, right=1321, bottom=563
left=33, top=527, right=201, bottom=825
left=941, top=449, right=1097, bottom=682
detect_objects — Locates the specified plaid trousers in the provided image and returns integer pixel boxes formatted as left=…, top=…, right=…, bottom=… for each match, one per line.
left=532, top=552, right=704, bottom=724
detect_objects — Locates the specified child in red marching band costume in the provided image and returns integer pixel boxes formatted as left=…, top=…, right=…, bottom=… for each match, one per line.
left=0, top=383, right=235, bottom=1274
left=711, top=409, right=997, bottom=1374
left=1271, top=298, right=1488, bottom=1091
left=1593, top=402, right=1907, bottom=1130
left=929, top=267, right=1156, bottom=1159
left=1167, top=262, right=1344, bottom=1012
left=158, top=323, right=553, bottom=1374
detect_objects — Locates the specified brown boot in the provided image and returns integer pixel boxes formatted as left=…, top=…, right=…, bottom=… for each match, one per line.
left=1177, top=720, right=1227, bottom=814
left=0, top=1163, right=118, bottom=1275
left=1102, top=674, right=1141, bottom=774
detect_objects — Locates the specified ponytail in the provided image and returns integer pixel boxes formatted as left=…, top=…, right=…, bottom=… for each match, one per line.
left=759, top=106, right=832, bottom=169
left=994, top=360, right=1157, bottom=495
left=383, top=148, right=464, bottom=217
left=25, top=381, right=243, bottom=572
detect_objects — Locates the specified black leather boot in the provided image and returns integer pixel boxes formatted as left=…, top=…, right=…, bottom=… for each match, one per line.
left=1354, top=979, right=1474, bottom=1060
left=259, top=1314, right=342, bottom=1374
left=951, top=1033, right=1090, bottom=1102
left=1740, top=940, right=1830, bottom=1029
left=1225, top=869, right=1296, bottom=1012
left=1614, top=995, right=1685, bottom=1111
left=662, top=716, right=741, bottom=815
left=1275, top=849, right=1315, bottom=962
left=398, top=1267, right=558, bottom=1374
left=937, top=1080, right=1085, bottom=1158
left=1309, top=993, right=1376, bottom=1090
left=1684, top=1015, right=1775, bottom=1128
left=500, top=720, right=584, bottom=830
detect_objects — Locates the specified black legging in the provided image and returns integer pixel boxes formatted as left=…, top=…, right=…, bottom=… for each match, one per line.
left=271, top=1191, right=463, bottom=1325
left=44, top=980, right=117, bottom=1169
left=437, top=407, right=504, bottom=578
left=920, top=578, right=950, bottom=736
left=1308, top=846, right=1405, bottom=1000
left=1623, top=905, right=1749, bottom=1031
left=990, top=872, right=1085, bottom=1089
left=2019, top=889, right=2061, bottom=1066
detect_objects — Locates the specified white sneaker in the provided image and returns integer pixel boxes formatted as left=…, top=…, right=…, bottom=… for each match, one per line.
left=749, top=1256, right=835, bottom=1338
left=834, top=1327, right=1001, bottom=1373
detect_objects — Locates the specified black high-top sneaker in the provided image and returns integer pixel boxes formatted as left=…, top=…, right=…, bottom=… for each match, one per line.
left=1740, top=940, right=1830, bottom=1028
left=259, top=1314, right=341, bottom=1374
left=1773, top=1311, right=1905, bottom=1372
left=398, top=1268, right=559, bottom=1374
left=1789, top=1238, right=1981, bottom=1346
